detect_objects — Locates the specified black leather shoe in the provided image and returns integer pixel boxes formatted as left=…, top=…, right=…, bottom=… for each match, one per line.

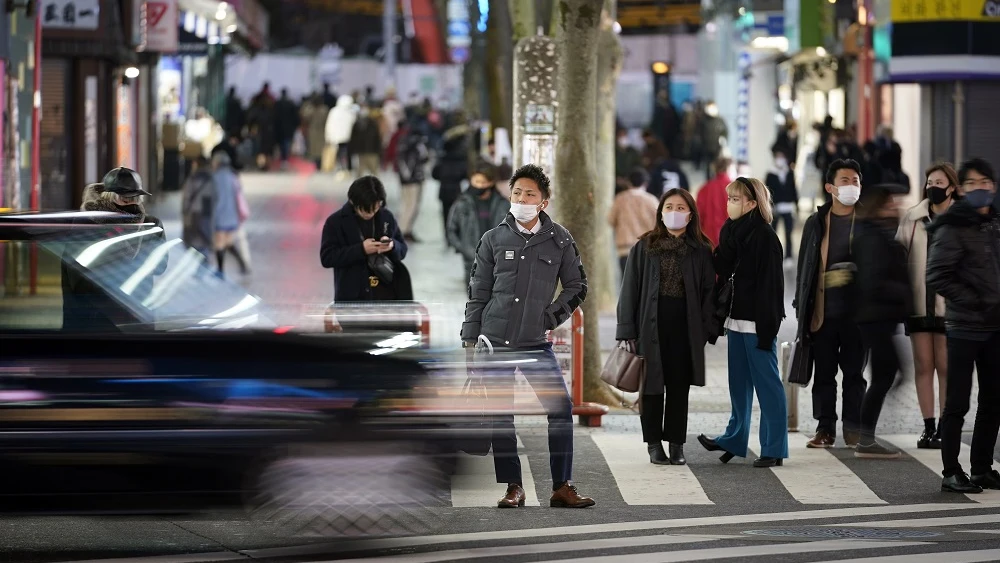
left=917, top=429, right=933, bottom=449
left=753, top=456, right=783, bottom=468
left=668, top=443, right=686, bottom=465
left=942, top=472, right=983, bottom=494
left=971, top=469, right=1000, bottom=490
left=648, top=442, right=669, bottom=465
left=931, top=428, right=942, bottom=449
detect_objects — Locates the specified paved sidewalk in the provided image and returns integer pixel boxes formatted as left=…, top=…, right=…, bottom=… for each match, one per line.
left=149, top=164, right=964, bottom=439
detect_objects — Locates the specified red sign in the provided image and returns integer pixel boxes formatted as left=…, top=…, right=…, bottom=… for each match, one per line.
left=146, top=2, right=167, bottom=28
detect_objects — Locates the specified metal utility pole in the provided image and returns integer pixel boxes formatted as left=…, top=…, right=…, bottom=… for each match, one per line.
left=383, top=0, right=397, bottom=89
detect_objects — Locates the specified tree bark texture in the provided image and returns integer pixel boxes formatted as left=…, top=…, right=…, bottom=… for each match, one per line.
left=554, top=0, right=616, bottom=406
left=485, top=0, right=514, bottom=133
left=512, top=36, right=558, bottom=173
left=512, top=0, right=537, bottom=42
left=593, top=1, right=623, bottom=314
left=463, top=0, right=486, bottom=168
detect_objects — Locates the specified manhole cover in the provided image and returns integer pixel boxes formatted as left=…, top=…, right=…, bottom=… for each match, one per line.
left=742, top=527, right=943, bottom=539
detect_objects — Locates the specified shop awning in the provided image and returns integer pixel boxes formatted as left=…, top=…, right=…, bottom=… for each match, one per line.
left=882, top=56, right=1000, bottom=83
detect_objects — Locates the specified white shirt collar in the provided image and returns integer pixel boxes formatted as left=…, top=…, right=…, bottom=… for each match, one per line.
left=516, top=220, right=542, bottom=234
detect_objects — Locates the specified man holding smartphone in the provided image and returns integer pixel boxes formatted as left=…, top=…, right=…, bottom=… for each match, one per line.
left=793, top=159, right=867, bottom=450
left=320, top=175, right=411, bottom=303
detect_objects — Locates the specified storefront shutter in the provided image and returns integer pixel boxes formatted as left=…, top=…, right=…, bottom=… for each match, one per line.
left=39, top=58, right=70, bottom=211
left=929, top=82, right=954, bottom=164
left=964, top=82, right=1000, bottom=170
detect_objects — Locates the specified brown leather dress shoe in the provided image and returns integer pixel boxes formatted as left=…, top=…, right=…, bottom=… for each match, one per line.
left=497, top=483, right=526, bottom=508
left=550, top=482, right=596, bottom=508
left=806, top=430, right=835, bottom=448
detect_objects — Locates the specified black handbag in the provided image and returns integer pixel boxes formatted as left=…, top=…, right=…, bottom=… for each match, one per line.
left=715, top=256, right=742, bottom=328
left=367, top=253, right=395, bottom=284
left=788, top=336, right=814, bottom=387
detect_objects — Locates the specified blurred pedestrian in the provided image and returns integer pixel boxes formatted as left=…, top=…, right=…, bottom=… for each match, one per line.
left=608, top=167, right=659, bottom=275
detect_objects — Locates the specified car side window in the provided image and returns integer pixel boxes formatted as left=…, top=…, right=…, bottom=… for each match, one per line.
left=0, top=241, right=64, bottom=330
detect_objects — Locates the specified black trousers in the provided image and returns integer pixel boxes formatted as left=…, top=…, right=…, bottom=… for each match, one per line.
left=859, top=322, right=901, bottom=440
left=811, top=317, right=867, bottom=435
left=619, top=256, right=628, bottom=277
left=640, top=388, right=690, bottom=444
left=941, top=332, right=1000, bottom=477
left=771, top=213, right=795, bottom=258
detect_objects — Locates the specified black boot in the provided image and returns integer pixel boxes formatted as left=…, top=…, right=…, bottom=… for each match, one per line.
left=647, top=442, right=668, bottom=465
left=753, top=456, right=784, bottom=468
left=698, top=434, right=736, bottom=464
left=668, top=443, right=686, bottom=466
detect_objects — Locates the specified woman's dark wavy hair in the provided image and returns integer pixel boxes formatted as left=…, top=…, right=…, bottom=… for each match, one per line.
left=642, top=188, right=713, bottom=249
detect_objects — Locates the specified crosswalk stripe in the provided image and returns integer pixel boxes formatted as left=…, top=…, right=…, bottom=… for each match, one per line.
left=527, top=539, right=930, bottom=563
left=748, top=433, right=885, bottom=504
left=450, top=454, right=540, bottom=507
left=831, top=513, right=1000, bottom=528
left=325, top=534, right=731, bottom=563
left=590, top=433, right=713, bottom=505
left=882, top=434, right=1000, bottom=504
left=241, top=504, right=986, bottom=558
left=810, top=548, right=1000, bottom=563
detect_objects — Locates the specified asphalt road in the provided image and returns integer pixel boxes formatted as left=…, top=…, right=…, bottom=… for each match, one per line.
left=4, top=165, right=999, bottom=563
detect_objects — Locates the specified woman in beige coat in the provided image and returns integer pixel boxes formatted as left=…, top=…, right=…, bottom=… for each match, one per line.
left=300, top=95, right=329, bottom=170
left=896, top=162, right=958, bottom=450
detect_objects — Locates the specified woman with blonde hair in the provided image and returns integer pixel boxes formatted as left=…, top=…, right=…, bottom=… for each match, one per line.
left=616, top=188, right=718, bottom=466
left=698, top=177, right=788, bottom=467
left=896, top=162, right=958, bottom=449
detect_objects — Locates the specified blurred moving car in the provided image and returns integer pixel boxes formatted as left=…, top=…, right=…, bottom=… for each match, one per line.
left=0, top=211, right=477, bottom=537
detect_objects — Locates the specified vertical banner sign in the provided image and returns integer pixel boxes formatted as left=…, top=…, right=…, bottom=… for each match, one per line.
left=116, top=84, right=134, bottom=169
left=84, top=76, right=98, bottom=185
left=736, top=51, right=751, bottom=163
left=446, top=0, right=471, bottom=64
left=141, top=0, right=179, bottom=53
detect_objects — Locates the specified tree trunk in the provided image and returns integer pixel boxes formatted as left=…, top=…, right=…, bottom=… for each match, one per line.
left=593, top=1, right=623, bottom=314
left=512, top=0, right=536, bottom=42
left=485, top=0, right=514, bottom=133
left=554, top=0, right=616, bottom=406
left=463, top=0, right=486, bottom=168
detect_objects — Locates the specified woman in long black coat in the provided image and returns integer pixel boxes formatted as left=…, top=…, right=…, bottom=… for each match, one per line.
left=616, top=188, right=718, bottom=466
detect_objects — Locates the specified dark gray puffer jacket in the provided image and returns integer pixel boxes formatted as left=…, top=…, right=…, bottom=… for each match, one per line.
left=461, top=212, right=587, bottom=347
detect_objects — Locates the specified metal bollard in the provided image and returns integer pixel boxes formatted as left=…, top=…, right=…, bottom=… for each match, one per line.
left=781, top=342, right=799, bottom=432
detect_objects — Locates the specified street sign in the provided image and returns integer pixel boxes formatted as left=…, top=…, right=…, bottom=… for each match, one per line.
left=524, top=103, right=555, bottom=135
left=140, top=0, right=179, bottom=53
left=41, top=0, right=100, bottom=30
left=892, top=0, right=1000, bottom=22
left=449, top=46, right=470, bottom=64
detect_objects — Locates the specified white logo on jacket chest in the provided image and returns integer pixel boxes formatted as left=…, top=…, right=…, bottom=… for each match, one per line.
left=505, top=250, right=515, bottom=260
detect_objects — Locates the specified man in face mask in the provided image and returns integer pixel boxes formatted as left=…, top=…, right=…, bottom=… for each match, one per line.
left=461, top=163, right=594, bottom=510
left=446, top=163, right=511, bottom=285
left=926, top=158, right=1000, bottom=494
left=793, top=159, right=867, bottom=451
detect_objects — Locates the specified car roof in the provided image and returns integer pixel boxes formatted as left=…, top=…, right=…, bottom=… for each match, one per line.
left=0, top=211, right=160, bottom=240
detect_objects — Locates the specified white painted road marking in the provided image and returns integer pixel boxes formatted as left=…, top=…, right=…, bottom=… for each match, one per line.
left=749, top=433, right=885, bottom=504
left=591, top=433, right=713, bottom=505
left=883, top=434, right=1000, bottom=505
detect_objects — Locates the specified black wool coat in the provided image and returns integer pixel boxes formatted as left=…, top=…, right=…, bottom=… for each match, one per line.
left=616, top=235, right=718, bottom=391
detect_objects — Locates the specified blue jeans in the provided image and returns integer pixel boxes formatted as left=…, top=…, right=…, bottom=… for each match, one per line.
left=485, top=343, right=573, bottom=486
left=714, top=331, right=789, bottom=459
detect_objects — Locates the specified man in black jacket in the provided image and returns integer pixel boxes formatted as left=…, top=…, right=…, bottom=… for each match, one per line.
left=926, top=157, right=1000, bottom=494
left=461, top=164, right=594, bottom=510
left=793, top=159, right=866, bottom=449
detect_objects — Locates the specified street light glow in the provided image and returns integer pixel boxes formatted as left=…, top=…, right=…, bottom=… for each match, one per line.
left=125, top=67, right=140, bottom=79
left=652, top=61, right=670, bottom=74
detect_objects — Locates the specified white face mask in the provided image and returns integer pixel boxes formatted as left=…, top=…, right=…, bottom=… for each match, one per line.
left=661, top=211, right=690, bottom=230
left=835, top=185, right=861, bottom=206
left=510, top=202, right=541, bottom=223
left=775, top=157, right=788, bottom=169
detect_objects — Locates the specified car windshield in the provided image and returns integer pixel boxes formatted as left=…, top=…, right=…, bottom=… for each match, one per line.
left=0, top=224, right=273, bottom=332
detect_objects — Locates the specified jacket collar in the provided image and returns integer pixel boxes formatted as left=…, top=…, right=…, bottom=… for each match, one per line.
left=503, top=210, right=559, bottom=247
left=906, top=198, right=931, bottom=220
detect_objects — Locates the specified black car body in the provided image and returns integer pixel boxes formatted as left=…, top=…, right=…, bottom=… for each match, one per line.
left=0, top=211, right=477, bottom=536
